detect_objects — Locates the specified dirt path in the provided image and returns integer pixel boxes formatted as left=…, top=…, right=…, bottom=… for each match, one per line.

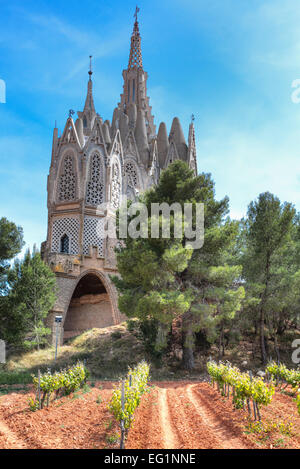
left=127, top=382, right=254, bottom=449
left=186, top=384, right=248, bottom=449
left=0, top=418, right=27, bottom=449
left=158, top=388, right=179, bottom=449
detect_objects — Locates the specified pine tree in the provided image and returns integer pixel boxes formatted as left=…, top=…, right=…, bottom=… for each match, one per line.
left=240, top=192, right=296, bottom=364
left=7, top=247, right=57, bottom=349
left=0, top=217, right=24, bottom=294
left=183, top=205, right=244, bottom=368
left=113, top=161, right=244, bottom=369
left=0, top=217, right=24, bottom=343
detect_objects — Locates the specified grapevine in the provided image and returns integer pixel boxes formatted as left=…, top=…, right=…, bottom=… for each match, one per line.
left=207, top=361, right=274, bottom=420
left=266, top=361, right=300, bottom=416
left=30, top=362, right=88, bottom=409
left=266, top=361, right=300, bottom=391
left=109, top=361, right=150, bottom=446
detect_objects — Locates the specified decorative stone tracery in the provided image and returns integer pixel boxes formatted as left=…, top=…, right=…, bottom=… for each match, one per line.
left=83, top=216, right=105, bottom=256
left=125, top=160, right=138, bottom=187
left=86, top=153, right=105, bottom=206
left=58, top=155, right=76, bottom=202
left=111, top=162, right=121, bottom=209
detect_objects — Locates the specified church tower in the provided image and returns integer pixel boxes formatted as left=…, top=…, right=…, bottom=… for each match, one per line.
left=43, top=11, right=198, bottom=343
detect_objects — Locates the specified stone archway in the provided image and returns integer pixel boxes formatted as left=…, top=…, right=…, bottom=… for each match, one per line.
left=63, top=272, right=115, bottom=340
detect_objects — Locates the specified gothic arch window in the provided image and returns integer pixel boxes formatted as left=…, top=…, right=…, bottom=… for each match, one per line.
left=86, top=153, right=105, bottom=206
left=111, top=161, right=121, bottom=209
left=83, top=116, right=87, bottom=128
left=58, top=154, right=76, bottom=202
left=60, top=234, right=69, bottom=254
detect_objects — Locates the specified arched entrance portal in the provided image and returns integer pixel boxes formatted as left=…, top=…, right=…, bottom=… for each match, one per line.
left=63, top=273, right=115, bottom=340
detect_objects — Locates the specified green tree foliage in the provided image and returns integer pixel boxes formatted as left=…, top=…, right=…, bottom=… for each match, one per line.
left=183, top=191, right=244, bottom=367
left=0, top=217, right=24, bottom=293
left=4, top=247, right=57, bottom=349
left=0, top=217, right=24, bottom=342
left=240, top=192, right=298, bottom=364
left=113, top=161, right=244, bottom=370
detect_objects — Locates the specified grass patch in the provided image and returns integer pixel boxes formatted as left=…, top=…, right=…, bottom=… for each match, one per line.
left=3, top=325, right=148, bottom=381
left=0, top=324, right=257, bottom=384
left=0, top=385, right=29, bottom=396
left=0, top=370, right=32, bottom=385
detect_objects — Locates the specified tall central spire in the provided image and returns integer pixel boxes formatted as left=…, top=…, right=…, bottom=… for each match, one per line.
left=128, top=7, right=143, bottom=69
left=117, top=8, right=156, bottom=141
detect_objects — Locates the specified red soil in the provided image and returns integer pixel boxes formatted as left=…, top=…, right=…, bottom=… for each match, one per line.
left=0, top=381, right=299, bottom=449
left=0, top=383, right=119, bottom=449
left=127, top=382, right=300, bottom=449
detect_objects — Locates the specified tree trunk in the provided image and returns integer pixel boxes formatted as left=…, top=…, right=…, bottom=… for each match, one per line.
left=218, top=324, right=225, bottom=359
left=274, top=334, right=280, bottom=363
left=276, top=313, right=287, bottom=336
left=155, top=323, right=168, bottom=351
left=260, top=308, right=267, bottom=365
left=182, top=311, right=194, bottom=371
left=182, top=333, right=194, bottom=371
left=260, top=253, right=271, bottom=365
left=254, top=320, right=258, bottom=337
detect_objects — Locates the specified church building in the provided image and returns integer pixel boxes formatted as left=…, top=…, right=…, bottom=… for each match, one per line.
left=42, top=12, right=198, bottom=342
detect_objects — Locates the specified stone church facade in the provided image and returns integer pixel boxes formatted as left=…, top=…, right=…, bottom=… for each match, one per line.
left=42, top=14, right=198, bottom=343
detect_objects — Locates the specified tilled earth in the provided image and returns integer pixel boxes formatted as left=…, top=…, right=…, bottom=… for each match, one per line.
left=0, top=381, right=299, bottom=449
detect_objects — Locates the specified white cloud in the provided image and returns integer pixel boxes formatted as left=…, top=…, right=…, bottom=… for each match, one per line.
left=199, top=115, right=300, bottom=219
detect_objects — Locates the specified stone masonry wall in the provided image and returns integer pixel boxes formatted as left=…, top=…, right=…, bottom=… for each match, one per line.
left=63, top=293, right=114, bottom=335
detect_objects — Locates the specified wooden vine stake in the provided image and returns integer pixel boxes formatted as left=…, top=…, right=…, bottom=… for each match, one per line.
left=249, top=371, right=257, bottom=420
left=247, top=399, right=251, bottom=416
left=38, top=369, right=41, bottom=410
left=120, top=380, right=125, bottom=449
left=255, top=401, right=261, bottom=421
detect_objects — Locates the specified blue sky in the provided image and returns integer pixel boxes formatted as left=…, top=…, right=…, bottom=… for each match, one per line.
left=1, top=0, right=300, bottom=254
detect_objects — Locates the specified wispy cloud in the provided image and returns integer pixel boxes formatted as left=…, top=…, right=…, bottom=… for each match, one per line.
left=199, top=116, right=300, bottom=218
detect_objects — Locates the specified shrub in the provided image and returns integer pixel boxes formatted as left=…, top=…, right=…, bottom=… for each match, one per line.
left=30, top=362, right=87, bottom=409
left=207, top=361, right=274, bottom=417
left=109, top=361, right=150, bottom=430
left=266, top=362, right=300, bottom=390
left=111, top=331, right=122, bottom=340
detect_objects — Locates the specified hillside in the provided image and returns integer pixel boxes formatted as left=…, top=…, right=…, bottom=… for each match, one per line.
left=1, top=322, right=299, bottom=386
left=1, top=324, right=147, bottom=383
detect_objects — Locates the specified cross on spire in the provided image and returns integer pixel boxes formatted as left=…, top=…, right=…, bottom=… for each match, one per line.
left=134, top=6, right=140, bottom=22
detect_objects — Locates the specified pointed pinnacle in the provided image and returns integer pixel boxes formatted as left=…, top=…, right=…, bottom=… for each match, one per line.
left=88, top=55, right=93, bottom=79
